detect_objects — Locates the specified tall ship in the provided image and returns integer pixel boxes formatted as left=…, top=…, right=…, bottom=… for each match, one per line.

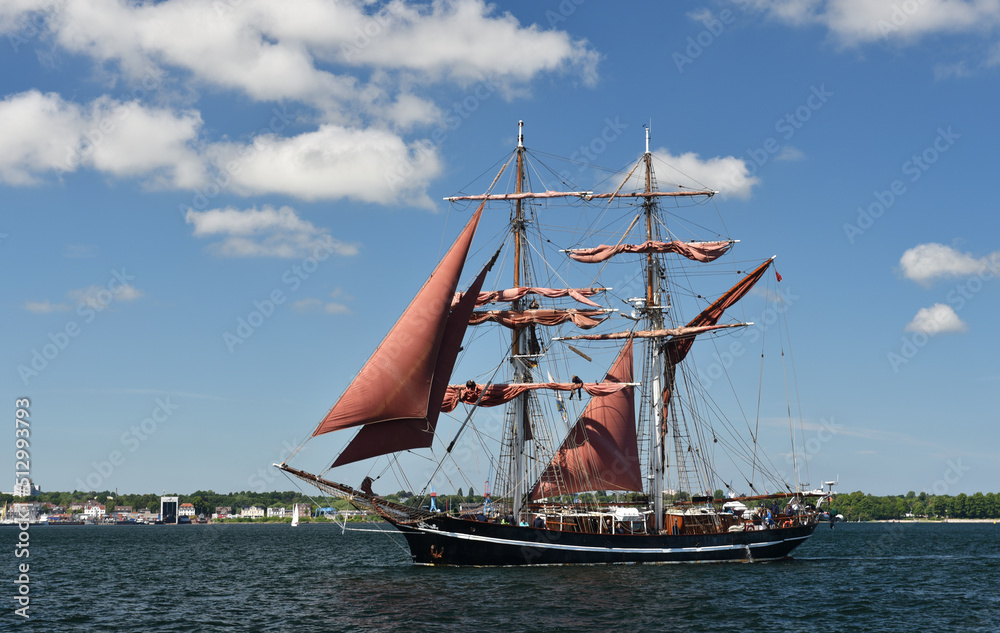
left=278, top=122, right=835, bottom=565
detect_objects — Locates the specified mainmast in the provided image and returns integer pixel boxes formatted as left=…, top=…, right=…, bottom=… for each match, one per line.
left=511, top=120, right=528, bottom=519
left=645, top=126, right=666, bottom=532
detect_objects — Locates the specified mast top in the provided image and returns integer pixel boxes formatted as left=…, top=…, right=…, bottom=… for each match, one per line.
left=518, top=120, right=524, bottom=148
left=644, top=123, right=650, bottom=155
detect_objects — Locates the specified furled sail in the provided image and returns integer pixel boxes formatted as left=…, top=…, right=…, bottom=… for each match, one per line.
left=567, top=240, right=733, bottom=264
left=313, top=206, right=483, bottom=438
left=445, top=190, right=714, bottom=201
left=453, top=287, right=606, bottom=308
left=468, top=309, right=610, bottom=330
left=529, top=339, right=642, bottom=499
left=440, top=380, right=632, bottom=413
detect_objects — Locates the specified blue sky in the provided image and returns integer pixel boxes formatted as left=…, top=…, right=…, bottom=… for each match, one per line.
left=2, top=0, right=998, bottom=498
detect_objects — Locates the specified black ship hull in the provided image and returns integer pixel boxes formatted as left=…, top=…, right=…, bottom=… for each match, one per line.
left=387, top=515, right=817, bottom=566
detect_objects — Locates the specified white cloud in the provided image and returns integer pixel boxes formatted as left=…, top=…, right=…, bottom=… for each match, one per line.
left=933, top=61, right=974, bottom=80
left=0, top=1, right=599, bottom=205
left=292, top=298, right=324, bottom=312
left=651, top=148, right=760, bottom=199
left=739, top=0, right=1000, bottom=49
left=2, top=0, right=598, bottom=117
left=68, top=283, right=144, bottom=309
left=208, top=125, right=443, bottom=208
left=904, top=303, right=967, bottom=335
left=23, top=300, right=71, bottom=313
left=0, top=90, right=86, bottom=185
left=899, top=242, right=998, bottom=284
left=776, top=145, right=806, bottom=161
left=0, top=91, right=440, bottom=205
left=186, top=205, right=360, bottom=258
left=0, top=91, right=204, bottom=188
left=293, top=289, right=352, bottom=314
left=25, top=277, right=144, bottom=314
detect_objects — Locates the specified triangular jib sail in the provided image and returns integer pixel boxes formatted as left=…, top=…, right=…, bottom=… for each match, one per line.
left=313, top=205, right=483, bottom=438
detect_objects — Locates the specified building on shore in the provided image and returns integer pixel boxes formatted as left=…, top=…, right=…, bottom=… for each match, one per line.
left=161, top=496, right=178, bottom=524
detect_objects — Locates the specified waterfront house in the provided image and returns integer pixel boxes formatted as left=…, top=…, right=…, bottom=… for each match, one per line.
left=179, top=503, right=196, bottom=518
left=240, top=506, right=265, bottom=519
left=266, top=506, right=287, bottom=518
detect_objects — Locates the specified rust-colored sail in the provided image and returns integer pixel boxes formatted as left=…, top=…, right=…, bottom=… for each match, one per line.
left=331, top=254, right=494, bottom=466
left=567, top=240, right=732, bottom=264
left=313, top=206, right=483, bottom=438
left=529, top=339, right=642, bottom=499
left=468, top=309, right=609, bottom=330
left=453, top=287, right=606, bottom=308
left=665, top=258, right=773, bottom=366
left=440, top=380, right=632, bottom=413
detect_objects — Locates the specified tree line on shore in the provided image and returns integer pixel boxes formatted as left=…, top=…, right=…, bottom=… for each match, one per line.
left=4, top=489, right=999, bottom=522
left=831, top=490, right=1000, bottom=521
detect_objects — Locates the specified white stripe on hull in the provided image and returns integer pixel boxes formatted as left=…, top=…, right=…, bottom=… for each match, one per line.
left=412, top=525, right=810, bottom=555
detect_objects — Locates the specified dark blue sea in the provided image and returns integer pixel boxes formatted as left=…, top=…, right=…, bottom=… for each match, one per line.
left=2, top=521, right=998, bottom=632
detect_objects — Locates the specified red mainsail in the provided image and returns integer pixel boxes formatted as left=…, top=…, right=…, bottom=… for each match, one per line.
left=313, top=206, right=483, bottom=438
left=529, top=339, right=642, bottom=499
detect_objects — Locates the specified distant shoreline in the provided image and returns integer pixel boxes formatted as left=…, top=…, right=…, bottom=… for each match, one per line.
left=867, top=518, right=999, bottom=524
